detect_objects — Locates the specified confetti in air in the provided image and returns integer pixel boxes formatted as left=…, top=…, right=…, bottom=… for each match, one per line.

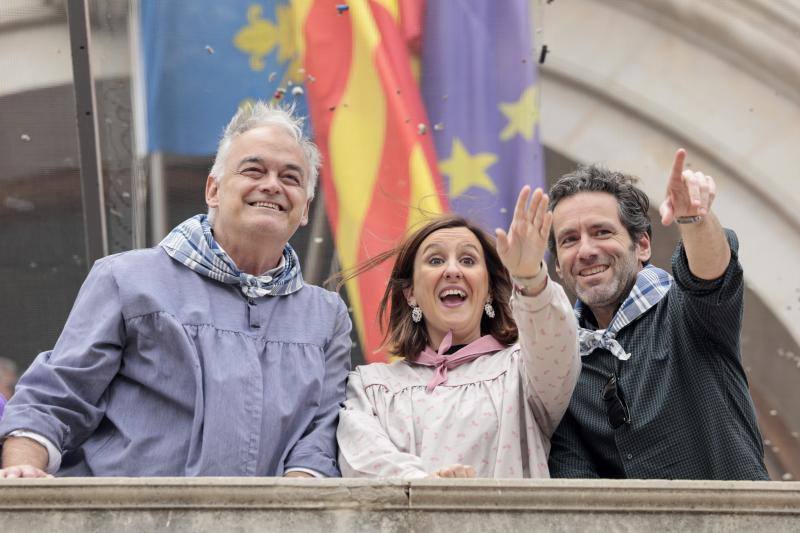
left=539, top=44, right=549, bottom=64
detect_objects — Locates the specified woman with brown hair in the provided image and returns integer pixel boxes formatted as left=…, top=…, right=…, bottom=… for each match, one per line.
left=336, top=187, right=580, bottom=478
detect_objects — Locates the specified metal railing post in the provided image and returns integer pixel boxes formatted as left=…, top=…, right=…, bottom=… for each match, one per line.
left=67, top=0, right=108, bottom=266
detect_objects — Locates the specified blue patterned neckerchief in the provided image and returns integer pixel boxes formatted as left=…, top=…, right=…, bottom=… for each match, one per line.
left=575, top=264, right=672, bottom=361
left=160, top=214, right=304, bottom=298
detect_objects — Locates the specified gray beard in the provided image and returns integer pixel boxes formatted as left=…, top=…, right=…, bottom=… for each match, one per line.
left=569, top=250, right=641, bottom=320
left=575, top=271, right=637, bottom=316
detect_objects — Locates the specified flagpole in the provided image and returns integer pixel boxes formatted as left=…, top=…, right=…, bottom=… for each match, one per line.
left=128, top=0, right=168, bottom=246
left=148, top=151, right=169, bottom=243
left=67, top=0, right=108, bottom=265
left=302, top=187, right=329, bottom=286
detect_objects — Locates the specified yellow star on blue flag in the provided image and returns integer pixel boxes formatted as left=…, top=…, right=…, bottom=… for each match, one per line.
left=421, top=0, right=545, bottom=231
left=439, top=138, right=498, bottom=198
left=499, top=85, right=539, bottom=141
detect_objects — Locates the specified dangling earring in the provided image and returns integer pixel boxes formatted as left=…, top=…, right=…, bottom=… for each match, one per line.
left=484, top=297, right=495, bottom=319
left=411, top=305, right=423, bottom=323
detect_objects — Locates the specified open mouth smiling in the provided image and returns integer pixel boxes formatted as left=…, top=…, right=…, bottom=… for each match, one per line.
left=439, top=288, right=467, bottom=307
left=579, top=265, right=609, bottom=277
left=249, top=201, right=283, bottom=211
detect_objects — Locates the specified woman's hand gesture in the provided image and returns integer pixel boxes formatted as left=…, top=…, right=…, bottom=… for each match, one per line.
left=495, top=186, right=552, bottom=279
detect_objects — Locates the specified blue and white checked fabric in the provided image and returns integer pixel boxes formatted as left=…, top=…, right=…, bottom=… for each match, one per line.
left=160, top=214, right=304, bottom=298
left=575, top=265, right=672, bottom=360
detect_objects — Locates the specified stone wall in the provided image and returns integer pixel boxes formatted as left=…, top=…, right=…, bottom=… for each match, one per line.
left=1, top=478, right=798, bottom=532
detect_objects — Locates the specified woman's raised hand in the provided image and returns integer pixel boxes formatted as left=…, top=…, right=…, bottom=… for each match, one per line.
left=495, top=186, right=552, bottom=279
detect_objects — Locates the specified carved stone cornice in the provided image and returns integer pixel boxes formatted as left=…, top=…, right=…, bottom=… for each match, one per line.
left=614, top=0, right=800, bottom=104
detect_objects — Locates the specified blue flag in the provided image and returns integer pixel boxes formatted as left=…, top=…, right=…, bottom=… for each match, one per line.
left=421, top=0, right=545, bottom=231
left=139, top=0, right=309, bottom=155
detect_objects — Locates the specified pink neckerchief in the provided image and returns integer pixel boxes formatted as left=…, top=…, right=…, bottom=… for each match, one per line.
left=412, top=330, right=506, bottom=393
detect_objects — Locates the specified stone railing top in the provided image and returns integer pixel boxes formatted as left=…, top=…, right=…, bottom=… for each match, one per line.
left=1, top=478, right=799, bottom=514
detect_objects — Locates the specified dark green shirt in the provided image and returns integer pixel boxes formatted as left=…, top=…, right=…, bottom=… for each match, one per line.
left=548, top=230, right=769, bottom=480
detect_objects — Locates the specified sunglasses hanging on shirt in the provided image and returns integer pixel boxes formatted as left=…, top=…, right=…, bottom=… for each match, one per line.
left=602, top=373, right=631, bottom=429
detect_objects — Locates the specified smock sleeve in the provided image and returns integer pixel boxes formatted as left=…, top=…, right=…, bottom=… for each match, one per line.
left=513, top=269, right=581, bottom=438
left=284, top=297, right=352, bottom=477
left=337, top=369, right=428, bottom=479
left=0, top=257, right=125, bottom=459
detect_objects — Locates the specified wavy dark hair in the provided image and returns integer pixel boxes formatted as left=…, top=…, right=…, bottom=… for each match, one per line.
left=548, top=164, right=652, bottom=263
left=332, top=215, right=518, bottom=359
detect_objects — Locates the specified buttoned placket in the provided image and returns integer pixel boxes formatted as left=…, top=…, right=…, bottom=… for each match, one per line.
left=247, top=297, right=260, bottom=329
left=245, top=275, right=274, bottom=330
left=610, top=354, right=637, bottom=474
left=242, top=287, right=269, bottom=474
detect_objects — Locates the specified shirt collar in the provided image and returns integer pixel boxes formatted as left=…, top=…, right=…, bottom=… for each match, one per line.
left=262, top=255, right=286, bottom=277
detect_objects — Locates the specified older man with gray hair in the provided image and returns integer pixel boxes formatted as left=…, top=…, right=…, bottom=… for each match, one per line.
left=0, top=102, right=352, bottom=478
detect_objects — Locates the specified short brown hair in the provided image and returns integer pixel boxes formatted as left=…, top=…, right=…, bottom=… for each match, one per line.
left=333, top=215, right=518, bottom=358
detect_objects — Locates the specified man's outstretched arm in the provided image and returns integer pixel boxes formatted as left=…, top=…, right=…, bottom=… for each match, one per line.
left=659, top=148, right=731, bottom=280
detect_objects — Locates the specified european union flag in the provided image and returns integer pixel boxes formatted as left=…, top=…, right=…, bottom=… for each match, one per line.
left=421, top=0, right=545, bottom=231
left=139, top=0, right=310, bottom=155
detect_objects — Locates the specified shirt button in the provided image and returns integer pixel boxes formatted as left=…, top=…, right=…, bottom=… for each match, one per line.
left=626, top=453, right=633, bottom=460
left=248, top=298, right=255, bottom=306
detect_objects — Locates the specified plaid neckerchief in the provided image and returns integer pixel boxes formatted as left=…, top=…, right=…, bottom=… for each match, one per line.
left=160, top=214, right=304, bottom=298
left=575, top=265, right=672, bottom=361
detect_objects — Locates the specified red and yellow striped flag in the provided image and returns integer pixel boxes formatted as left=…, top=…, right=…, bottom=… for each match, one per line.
left=297, top=0, right=447, bottom=362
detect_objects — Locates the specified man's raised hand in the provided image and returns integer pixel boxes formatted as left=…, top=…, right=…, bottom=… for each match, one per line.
left=659, top=148, right=717, bottom=225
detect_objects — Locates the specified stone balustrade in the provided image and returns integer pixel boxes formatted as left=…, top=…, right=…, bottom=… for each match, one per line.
left=1, top=478, right=798, bottom=532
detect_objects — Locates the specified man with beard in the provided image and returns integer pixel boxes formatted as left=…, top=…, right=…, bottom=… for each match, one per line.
left=546, top=149, right=768, bottom=480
